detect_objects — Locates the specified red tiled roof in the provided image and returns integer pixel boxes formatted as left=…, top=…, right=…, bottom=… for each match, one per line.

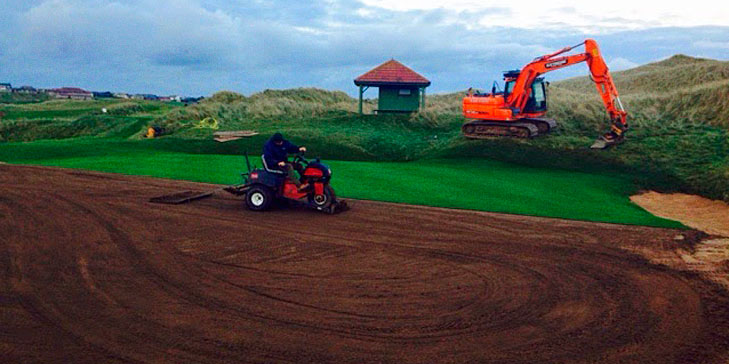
left=52, top=87, right=92, bottom=95
left=354, top=59, right=430, bottom=87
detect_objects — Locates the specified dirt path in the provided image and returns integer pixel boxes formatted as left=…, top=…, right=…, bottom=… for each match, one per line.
left=2, top=165, right=729, bottom=363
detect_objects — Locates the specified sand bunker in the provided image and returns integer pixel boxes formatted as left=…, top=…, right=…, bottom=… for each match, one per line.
left=632, top=191, right=729, bottom=287
left=631, top=191, right=729, bottom=237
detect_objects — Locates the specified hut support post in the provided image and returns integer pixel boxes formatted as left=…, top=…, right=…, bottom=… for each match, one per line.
left=420, top=87, right=426, bottom=109
left=358, top=86, right=369, bottom=115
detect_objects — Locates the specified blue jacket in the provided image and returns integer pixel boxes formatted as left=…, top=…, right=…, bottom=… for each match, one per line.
left=263, top=137, right=299, bottom=169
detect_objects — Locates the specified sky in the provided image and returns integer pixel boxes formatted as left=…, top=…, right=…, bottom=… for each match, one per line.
left=1, top=0, right=729, bottom=97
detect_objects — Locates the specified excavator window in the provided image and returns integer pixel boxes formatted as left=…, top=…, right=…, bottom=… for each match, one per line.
left=504, top=80, right=515, bottom=99
left=524, top=79, right=547, bottom=113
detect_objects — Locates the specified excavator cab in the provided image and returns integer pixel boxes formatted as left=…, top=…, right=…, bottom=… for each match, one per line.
left=523, top=78, right=547, bottom=113
left=503, top=70, right=520, bottom=100
left=502, top=71, right=547, bottom=114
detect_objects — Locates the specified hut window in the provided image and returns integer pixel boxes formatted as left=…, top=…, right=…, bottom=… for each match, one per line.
left=398, top=89, right=411, bottom=96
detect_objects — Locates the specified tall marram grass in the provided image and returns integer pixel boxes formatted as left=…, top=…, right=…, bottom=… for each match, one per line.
left=158, top=88, right=378, bottom=134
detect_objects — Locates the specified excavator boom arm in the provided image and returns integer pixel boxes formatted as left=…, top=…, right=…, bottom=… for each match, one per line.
left=507, top=39, right=628, bottom=138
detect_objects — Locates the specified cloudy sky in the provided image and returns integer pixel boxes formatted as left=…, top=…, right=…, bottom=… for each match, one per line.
left=1, top=0, right=728, bottom=96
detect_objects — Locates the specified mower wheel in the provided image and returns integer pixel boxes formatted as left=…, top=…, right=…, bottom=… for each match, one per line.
left=309, top=185, right=335, bottom=210
left=245, top=185, right=273, bottom=211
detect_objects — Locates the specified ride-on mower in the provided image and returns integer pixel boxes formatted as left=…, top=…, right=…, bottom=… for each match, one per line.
left=223, top=152, right=348, bottom=214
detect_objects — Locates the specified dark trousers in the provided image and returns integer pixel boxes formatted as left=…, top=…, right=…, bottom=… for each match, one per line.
left=282, top=163, right=301, bottom=185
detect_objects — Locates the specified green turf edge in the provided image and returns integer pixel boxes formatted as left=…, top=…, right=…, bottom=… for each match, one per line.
left=0, top=138, right=684, bottom=229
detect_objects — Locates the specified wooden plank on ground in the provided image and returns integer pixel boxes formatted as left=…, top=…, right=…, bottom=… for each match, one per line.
left=149, top=190, right=214, bottom=204
left=213, top=130, right=259, bottom=142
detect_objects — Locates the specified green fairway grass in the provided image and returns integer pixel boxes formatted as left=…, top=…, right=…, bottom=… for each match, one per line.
left=0, top=138, right=682, bottom=228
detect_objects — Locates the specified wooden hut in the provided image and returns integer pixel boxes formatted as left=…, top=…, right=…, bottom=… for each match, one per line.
left=354, top=59, right=430, bottom=114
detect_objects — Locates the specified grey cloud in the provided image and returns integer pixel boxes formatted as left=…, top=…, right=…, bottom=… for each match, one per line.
left=0, top=0, right=728, bottom=96
left=152, top=48, right=218, bottom=67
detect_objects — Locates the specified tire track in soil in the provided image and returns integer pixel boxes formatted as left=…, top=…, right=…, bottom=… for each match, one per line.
left=1, top=164, right=729, bottom=363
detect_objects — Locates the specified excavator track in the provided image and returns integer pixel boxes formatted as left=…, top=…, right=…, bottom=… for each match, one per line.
left=462, top=118, right=556, bottom=139
left=522, top=118, right=557, bottom=135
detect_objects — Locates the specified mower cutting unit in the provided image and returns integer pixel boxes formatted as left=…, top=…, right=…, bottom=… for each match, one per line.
left=224, top=153, right=348, bottom=214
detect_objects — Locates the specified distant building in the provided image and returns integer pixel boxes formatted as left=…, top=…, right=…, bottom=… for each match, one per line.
left=133, top=94, right=159, bottom=101
left=181, top=96, right=204, bottom=105
left=48, top=87, right=93, bottom=100
left=113, top=93, right=130, bottom=99
left=354, top=59, right=430, bottom=114
left=0, top=83, right=11, bottom=93
left=159, top=95, right=182, bottom=102
left=92, top=91, right=115, bottom=99
left=13, top=85, right=37, bottom=94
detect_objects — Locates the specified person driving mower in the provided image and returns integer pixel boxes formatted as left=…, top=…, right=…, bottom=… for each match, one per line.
left=263, top=132, right=309, bottom=191
left=222, top=134, right=347, bottom=213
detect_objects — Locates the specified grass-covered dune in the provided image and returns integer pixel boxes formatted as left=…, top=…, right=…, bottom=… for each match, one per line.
left=0, top=92, right=50, bottom=104
left=547, top=55, right=729, bottom=203
left=0, top=99, right=178, bottom=142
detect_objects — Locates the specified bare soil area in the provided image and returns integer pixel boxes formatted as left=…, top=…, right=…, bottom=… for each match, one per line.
left=632, top=191, right=729, bottom=289
left=2, top=165, right=729, bottom=363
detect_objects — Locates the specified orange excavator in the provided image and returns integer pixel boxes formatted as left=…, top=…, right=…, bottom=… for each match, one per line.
left=462, top=39, right=628, bottom=149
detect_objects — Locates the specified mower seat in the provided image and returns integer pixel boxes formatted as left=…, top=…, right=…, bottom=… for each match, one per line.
left=261, top=155, right=285, bottom=174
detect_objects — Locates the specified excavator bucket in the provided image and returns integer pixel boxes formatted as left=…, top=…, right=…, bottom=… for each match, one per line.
left=590, top=134, right=624, bottom=149
left=590, top=138, right=610, bottom=149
